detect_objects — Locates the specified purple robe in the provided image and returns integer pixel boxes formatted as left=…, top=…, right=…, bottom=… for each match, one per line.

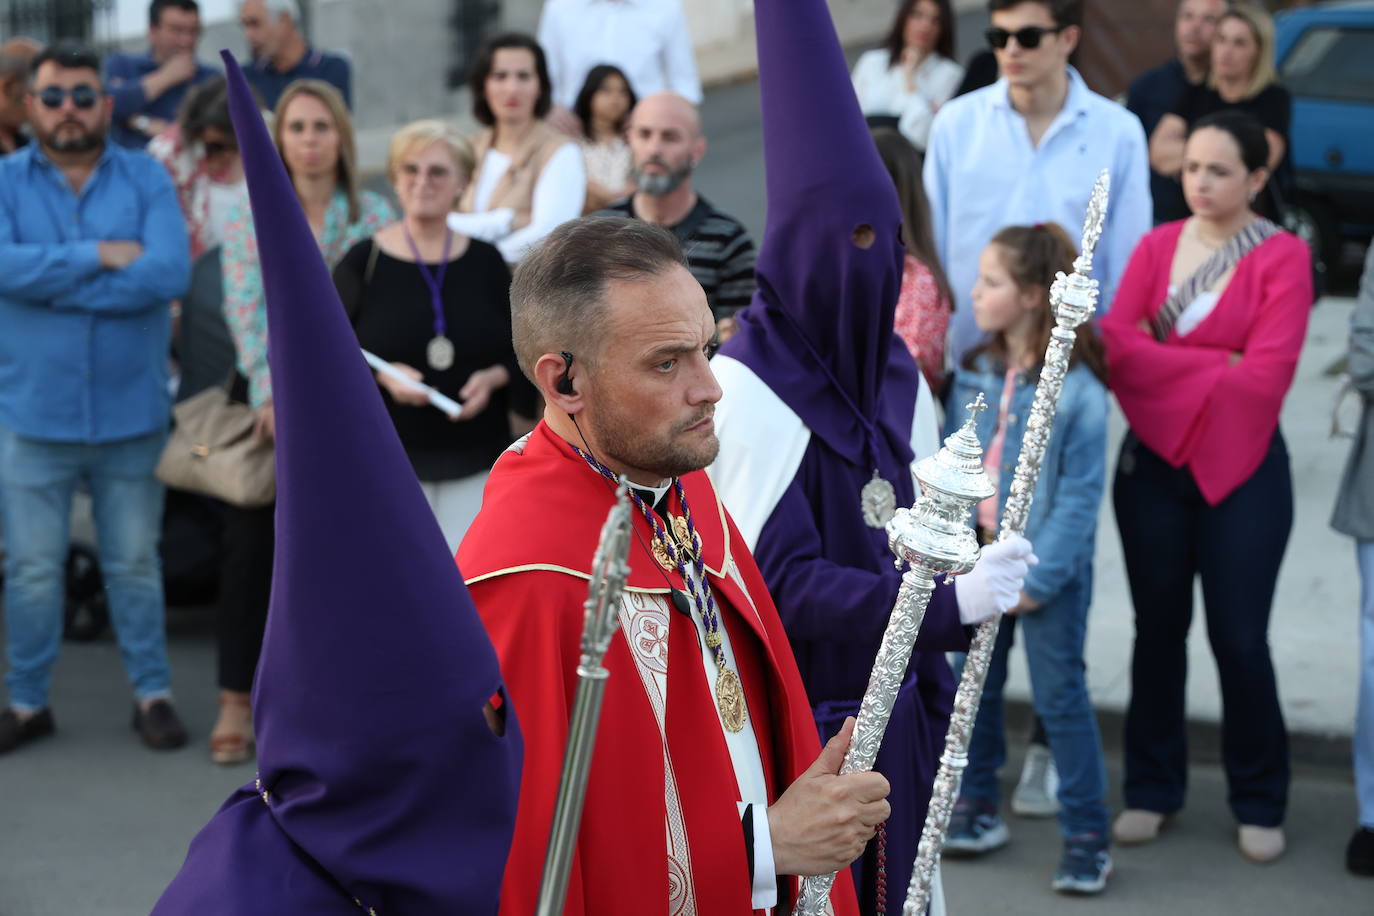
left=152, top=53, right=521, bottom=914
left=710, top=0, right=969, bottom=909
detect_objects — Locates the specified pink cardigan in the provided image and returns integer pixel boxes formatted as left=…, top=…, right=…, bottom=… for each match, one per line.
left=1100, top=220, right=1312, bottom=505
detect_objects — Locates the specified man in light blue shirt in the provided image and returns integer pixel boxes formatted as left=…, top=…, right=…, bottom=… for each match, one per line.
left=924, top=0, right=1151, bottom=364
left=0, top=43, right=191, bottom=756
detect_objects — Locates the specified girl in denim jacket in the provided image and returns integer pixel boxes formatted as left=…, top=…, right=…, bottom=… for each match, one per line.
left=941, top=223, right=1113, bottom=895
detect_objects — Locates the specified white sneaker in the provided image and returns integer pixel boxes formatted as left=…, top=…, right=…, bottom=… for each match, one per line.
left=1011, top=743, right=1060, bottom=818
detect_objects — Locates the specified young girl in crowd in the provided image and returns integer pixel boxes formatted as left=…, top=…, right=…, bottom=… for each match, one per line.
left=941, top=223, right=1114, bottom=895
left=574, top=64, right=637, bottom=213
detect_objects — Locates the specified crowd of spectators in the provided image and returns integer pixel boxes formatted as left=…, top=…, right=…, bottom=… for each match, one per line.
left=0, top=0, right=1367, bottom=889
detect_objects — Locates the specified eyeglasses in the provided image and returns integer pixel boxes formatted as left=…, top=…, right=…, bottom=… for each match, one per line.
left=985, top=25, right=1066, bottom=49
left=202, top=140, right=237, bottom=157
left=35, top=85, right=101, bottom=110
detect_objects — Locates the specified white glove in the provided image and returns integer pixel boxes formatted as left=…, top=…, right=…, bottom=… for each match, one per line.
left=954, top=534, right=1039, bottom=626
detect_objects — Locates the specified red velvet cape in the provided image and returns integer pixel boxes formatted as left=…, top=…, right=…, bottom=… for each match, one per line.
left=458, top=422, right=859, bottom=916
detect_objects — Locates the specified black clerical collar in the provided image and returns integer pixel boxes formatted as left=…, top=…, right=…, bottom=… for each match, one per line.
left=629, top=480, right=673, bottom=520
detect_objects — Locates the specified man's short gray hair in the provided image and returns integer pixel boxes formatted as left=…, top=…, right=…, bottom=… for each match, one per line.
left=510, top=216, right=687, bottom=383
left=243, top=0, right=299, bottom=20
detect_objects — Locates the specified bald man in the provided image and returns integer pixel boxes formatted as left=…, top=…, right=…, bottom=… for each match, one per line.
left=0, top=38, right=40, bottom=155
left=596, top=91, right=755, bottom=337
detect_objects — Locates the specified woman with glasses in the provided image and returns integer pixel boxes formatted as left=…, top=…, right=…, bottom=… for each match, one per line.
left=333, top=120, right=531, bottom=551
left=448, top=33, right=585, bottom=265
left=211, top=78, right=394, bottom=765
left=851, top=0, right=963, bottom=151
left=1149, top=3, right=1289, bottom=223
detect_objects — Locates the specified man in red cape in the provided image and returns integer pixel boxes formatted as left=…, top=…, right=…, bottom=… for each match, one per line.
left=458, top=217, right=879, bottom=915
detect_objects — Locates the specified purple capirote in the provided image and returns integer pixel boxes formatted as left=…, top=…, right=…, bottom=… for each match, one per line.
left=151, top=52, right=521, bottom=915
left=718, top=0, right=970, bottom=911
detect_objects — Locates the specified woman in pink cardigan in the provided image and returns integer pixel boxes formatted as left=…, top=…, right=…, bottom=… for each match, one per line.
left=1101, top=111, right=1312, bottom=865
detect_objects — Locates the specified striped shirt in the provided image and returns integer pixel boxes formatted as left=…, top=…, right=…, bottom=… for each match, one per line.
left=599, top=194, right=757, bottom=320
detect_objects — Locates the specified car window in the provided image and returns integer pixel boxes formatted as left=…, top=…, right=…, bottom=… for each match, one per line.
left=1280, top=26, right=1374, bottom=104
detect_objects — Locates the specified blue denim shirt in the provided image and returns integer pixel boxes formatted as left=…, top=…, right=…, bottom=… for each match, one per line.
left=0, top=142, right=191, bottom=443
left=943, top=355, right=1108, bottom=604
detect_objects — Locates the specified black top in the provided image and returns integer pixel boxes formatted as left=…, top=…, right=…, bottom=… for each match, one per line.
left=597, top=194, right=757, bottom=321
left=1162, top=82, right=1292, bottom=222
left=1128, top=58, right=1198, bottom=224
left=333, top=237, right=529, bottom=482
left=1170, top=82, right=1291, bottom=137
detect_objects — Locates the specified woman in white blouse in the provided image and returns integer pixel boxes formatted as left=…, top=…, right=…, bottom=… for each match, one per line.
left=449, top=33, right=585, bottom=264
left=851, top=0, right=964, bottom=152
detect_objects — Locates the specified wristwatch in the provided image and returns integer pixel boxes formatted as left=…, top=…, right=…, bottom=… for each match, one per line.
left=132, top=114, right=153, bottom=135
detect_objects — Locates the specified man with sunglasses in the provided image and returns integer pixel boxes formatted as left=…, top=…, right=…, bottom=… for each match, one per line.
left=105, top=0, right=217, bottom=149
left=923, top=0, right=1151, bottom=365
left=0, top=42, right=191, bottom=756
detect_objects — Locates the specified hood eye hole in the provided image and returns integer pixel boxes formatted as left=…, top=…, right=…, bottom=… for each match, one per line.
left=851, top=224, right=875, bottom=250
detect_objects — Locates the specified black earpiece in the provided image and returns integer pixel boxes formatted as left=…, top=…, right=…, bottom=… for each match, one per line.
left=556, top=351, right=576, bottom=396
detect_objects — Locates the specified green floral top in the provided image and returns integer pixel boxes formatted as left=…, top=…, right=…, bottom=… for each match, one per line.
left=221, top=187, right=394, bottom=406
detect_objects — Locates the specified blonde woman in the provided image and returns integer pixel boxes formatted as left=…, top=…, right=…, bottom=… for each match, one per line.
left=333, top=120, right=530, bottom=550
left=211, top=78, right=394, bottom=764
left=1149, top=3, right=1289, bottom=222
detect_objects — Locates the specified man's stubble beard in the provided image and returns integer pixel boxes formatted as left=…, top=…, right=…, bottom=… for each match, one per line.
left=39, top=120, right=104, bottom=154
left=585, top=398, right=719, bottom=481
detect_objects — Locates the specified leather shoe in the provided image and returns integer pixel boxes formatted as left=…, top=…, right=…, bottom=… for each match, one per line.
left=1348, top=827, right=1374, bottom=877
left=0, top=707, right=55, bottom=754
left=132, top=699, right=188, bottom=750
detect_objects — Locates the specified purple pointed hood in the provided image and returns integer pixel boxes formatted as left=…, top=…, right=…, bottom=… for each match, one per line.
left=721, top=0, right=918, bottom=473
left=154, top=52, right=521, bottom=914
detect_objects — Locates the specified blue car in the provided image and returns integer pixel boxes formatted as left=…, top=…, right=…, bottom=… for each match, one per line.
left=1275, top=1, right=1374, bottom=281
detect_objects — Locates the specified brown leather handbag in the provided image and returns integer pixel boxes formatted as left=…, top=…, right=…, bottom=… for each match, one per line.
left=156, top=383, right=275, bottom=508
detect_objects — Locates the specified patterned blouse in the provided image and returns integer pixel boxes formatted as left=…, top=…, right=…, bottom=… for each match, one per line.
left=222, top=187, right=394, bottom=406
left=893, top=253, right=951, bottom=392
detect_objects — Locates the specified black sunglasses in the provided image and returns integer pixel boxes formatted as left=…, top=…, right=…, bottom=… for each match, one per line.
left=985, top=25, right=1066, bottom=49
left=35, top=85, right=101, bottom=110
left=202, top=140, right=237, bottom=157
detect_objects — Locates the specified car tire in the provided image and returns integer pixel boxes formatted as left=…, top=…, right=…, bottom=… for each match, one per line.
left=1283, top=193, right=1340, bottom=299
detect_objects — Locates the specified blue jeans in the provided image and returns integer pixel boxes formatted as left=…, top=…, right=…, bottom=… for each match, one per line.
left=958, top=567, right=1110, bottom=839
left=1358, top=540, right=1374, bottom=829
left=0, top=422, right=170, bottom=711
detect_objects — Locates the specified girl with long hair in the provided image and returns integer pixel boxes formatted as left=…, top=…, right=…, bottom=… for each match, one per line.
left=942, top=222, right=1114, bottom=895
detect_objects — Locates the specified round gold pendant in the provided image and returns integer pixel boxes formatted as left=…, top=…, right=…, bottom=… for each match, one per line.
left=715, top=666, right=747, bottom=733
left=651, top=537, right=676, bottom=572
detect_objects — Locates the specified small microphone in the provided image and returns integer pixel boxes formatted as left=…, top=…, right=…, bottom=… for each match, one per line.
left=669, top=588, right=692, bottom=618
left=670, top=588, right=703, bottom=649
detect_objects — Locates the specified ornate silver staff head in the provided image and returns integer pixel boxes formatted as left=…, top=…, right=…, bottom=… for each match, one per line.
left=1050, top=169, right=1110, bottom=332
left=887, top=395, right=996, bottom=579
left=578, top=479, right=634, bottom=675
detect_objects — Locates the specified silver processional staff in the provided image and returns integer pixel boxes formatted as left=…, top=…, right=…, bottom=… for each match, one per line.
left=535, top=480, right=634, bottom=916
left=903, top=169, right=1111, bottom=915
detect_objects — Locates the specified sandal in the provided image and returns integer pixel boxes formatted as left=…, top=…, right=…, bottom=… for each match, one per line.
left=209, top=691, right=255, bottom=765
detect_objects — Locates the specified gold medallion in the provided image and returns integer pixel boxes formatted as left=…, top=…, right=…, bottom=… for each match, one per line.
left=671, top=515, right=699, bottom=561
left=715, top=665, right=747, bottom=733
left=651, top=537, right=675, bottom=572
